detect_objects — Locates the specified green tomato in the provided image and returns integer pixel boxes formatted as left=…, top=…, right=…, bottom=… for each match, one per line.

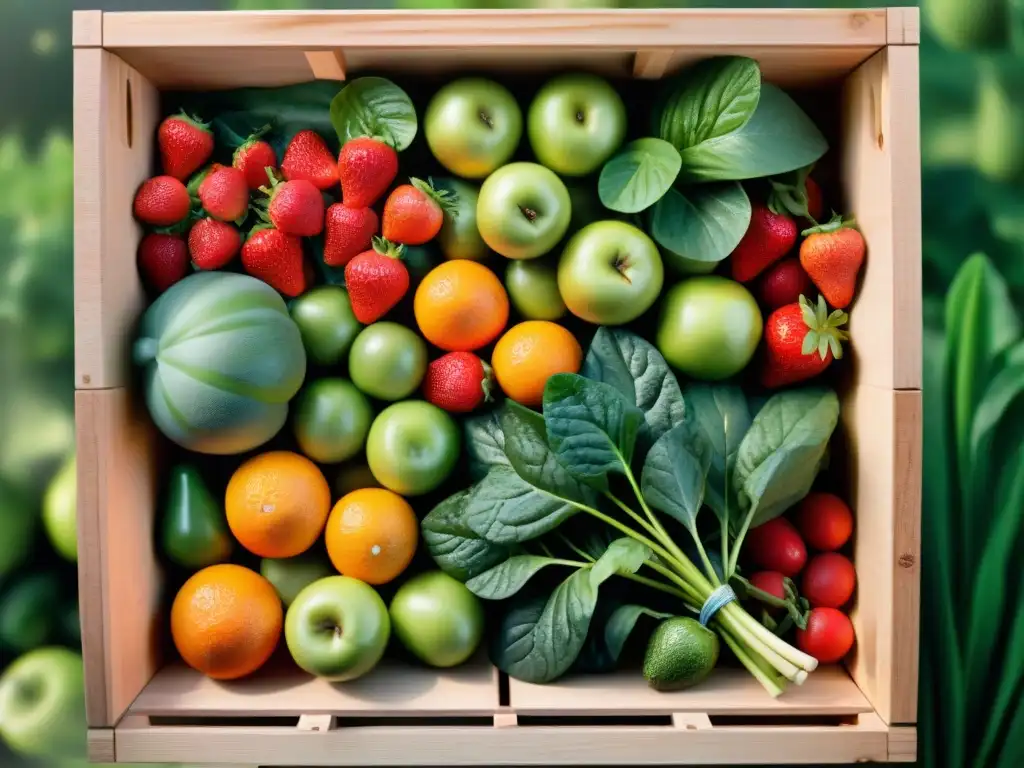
left=434, top=178, right=490, bottom=262
left=292, top=379, right=373, bottom=464
left=366, top=401, right=460, bottom=497
left=389, top=571, right=484, bottom=668
left=505, top=259, right=567, bottom=321
left=656, top=276, right=763, bottom=381
left=289, top=286, right=363, bottom=367
left=348, top=323, right=428, bottom=401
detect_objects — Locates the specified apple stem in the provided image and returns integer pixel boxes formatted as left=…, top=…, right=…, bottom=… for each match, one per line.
left=519, top=205, right=538, bottom=222
left=478, top=111, right=494, bottom=129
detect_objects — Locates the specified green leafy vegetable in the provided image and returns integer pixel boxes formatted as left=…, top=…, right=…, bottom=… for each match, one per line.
left=465, top=555, right=572, bottom=600
left=330, top=76, right=418, bottom=151
left=463, top=408, right=509, bottom=481
left=603, top=604, right=674, bottom=662
left=650, top=183, right=751, bottom=266
left=597, top=138, right=682, bottom=214
left=641, top=418, right=713, bottom=534
left=421, top=490, right=511, bottom=582
left=464, top=465, right=580, bottom=545
left=589, top=537, right=651, bottom=584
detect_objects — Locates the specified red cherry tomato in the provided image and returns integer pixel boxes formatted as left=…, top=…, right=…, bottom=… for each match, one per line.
left=796, top=607, right=855, bottom=663
left=744, top=517, right=807, bottom=577
left=794, top=492, right=854, bottom=551
left=749, top=570, right=786, bottom=615
left=802, top=552, right=856, bottom=608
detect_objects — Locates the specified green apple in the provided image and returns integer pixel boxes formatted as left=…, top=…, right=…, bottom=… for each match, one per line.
left=527, top=73, right=627, bottom=177
left=656, top=276, right=764, bottom=381
left=366, top=401, right=460, bottom=497
left=0, top=647, right=86, bottom=759
left=434, top=178, right=491, bottom=262
left=348, top=322, right=428, bottom=402
left=284, top=575, right=390, bottom=682
left=424, top=78, right=523, bottom=179
left=389, top=571, right=484, bottom=668
left=505, top=259, right=567, bottom=321
left=42, top=454, right=76, bottom=562
left=289, top=286, right=363, bottom=367
left=0, top=479, right=34, bottom=577
left=557, top=220, right=664, bottom=325
left=292, top=378, right=373, bottom=464
left=261, top=554, right=335, bottom=608
left=477, top=162, right=572, bottom=260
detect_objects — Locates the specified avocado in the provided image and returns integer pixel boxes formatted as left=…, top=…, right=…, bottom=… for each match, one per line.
left=642, top=616, right=720, bottom=691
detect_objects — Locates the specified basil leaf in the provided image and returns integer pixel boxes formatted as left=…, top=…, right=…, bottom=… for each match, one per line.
left=651, top=183, right=751, bottom=267
left=542, top=373, right=645, bottom=491
left=656, top=56, right=761, bottom=150
left=641, top=417, right=713, bottom=535
left=598, top=138, right=682, bottom=214
left=464, top=465, right=580, bottom=545
left=421, top=490, right=512, bottom=582
left=465, top=555, right=572, bottom=600
left=733, top=387, right=840, bottom=530
left=464, top=408, right=509, bottom=481
left=675, top=83, right=828, bottom=182
left=330, top=76, right=417, bottom=151
left=581, top=327, right=686, bottom=454
left=589, top=537, right=651, bottom=585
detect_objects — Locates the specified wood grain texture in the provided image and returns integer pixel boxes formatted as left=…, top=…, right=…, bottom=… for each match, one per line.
left=74, top=49, right=160, bottom=390
left=304, top=50, right=346, bottom=80
left=633, top=50, right=674, bottom=79
left=73, top=10, right=103, bottom=48
left=841, top=386, right=922, bottom=726
left=509, top=665, right=871, bottom=716
left=886, top=7, right=920, bottom=44
left=887, top=725, right=918, bottom=762
left=840, top=46, right=922, bottom=391
left=76, top=388, right=163, bottom=727
left=87, top=728, right=116, bottom=762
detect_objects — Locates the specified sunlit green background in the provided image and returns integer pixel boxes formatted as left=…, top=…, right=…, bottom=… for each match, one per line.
left=2, top=0, right=1021, bottom=766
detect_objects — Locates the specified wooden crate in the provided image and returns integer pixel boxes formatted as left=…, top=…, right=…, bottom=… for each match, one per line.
left=72, top=7, right=922, bottom=765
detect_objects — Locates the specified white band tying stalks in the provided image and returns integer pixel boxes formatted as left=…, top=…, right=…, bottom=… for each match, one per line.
left=699, top=584, right=737, bottom=627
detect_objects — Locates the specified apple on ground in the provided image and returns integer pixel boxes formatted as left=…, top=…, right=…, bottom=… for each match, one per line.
left=557, top=220, right=665, bottom=325
left=42, top=454, right=77, bottom=562
left=284, top=575, right=390, bottom=682
left=261, top=553, right=335, bottom=607
left=424, top=78, right=523, bottom=179
left=389, top=571, right=485, bottom=668
left=528, top=73, right=627, bottom=177
left=477, top=162, right=572, bottom=261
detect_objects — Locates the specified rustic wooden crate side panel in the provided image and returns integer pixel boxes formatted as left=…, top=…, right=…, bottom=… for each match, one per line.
left=842, top=386, right=921, bottom=725
left=840, top=46, right=922, bottom=391
left=76, top=388, right=164, bottom=727
left=74, top=49, right=160, bottom=390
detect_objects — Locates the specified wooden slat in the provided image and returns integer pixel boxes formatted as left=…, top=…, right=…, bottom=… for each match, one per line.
left=73, top=10, right=103, bottom=48
left=103, top=9, right=888, bottom=50
left=74, top=49, right=160, bottom=390
left=888, top=725, right=918, bottom=762
left=304, top=50, right=346, bottom=81
left=509, top=665, right=871, bottom=717
left=886, top=7, right=920, bottom=45
left=842, top=386, right=922, bottom=726
left=87, top=728, right=116, bottom=762
left=76, top=388, right=163, bottom=727
left=840, top=46, right=922, bottom=391
left=633, top=50, right=674, bottom=79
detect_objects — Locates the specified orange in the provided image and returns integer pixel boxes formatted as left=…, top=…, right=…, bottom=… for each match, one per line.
left=225, top=450, right=331, bottom=558
left=491, top=320, right=583, bottom=408
left=170, top=563, right=282, bottom=680
left=414, top=260, right=509, bottom=352
left=324, top=488, right=419, bottom=585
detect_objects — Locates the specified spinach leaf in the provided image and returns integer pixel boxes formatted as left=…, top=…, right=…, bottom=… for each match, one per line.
left=597, top=138, right=682, bottom=214
left=580, top=327, right=686, bottom=452
left=650, top=183, right=751, bottom=267
left=465, top=555, right=573, bottom=600
left=589, top=537, right=651, bottom=585
left=641, top=417, right=713, bottom=535
left=574, top=601, right=673, bottom=674
left=329, top=77, right=417, bottom=151
left=542, top=373, right=645, bottom=491
left=733, top=387, right=840, bottom=531
left=463, top=408, right=509, bottom=481
left=464, top=465, right=580, bottom=545
left=656, top=57, right=761, bottom=152
left=675, top=83, right=828, bottom=182
left=604, top=604, right=674, bottom=662
left=421, top=490, right=512, bottom=581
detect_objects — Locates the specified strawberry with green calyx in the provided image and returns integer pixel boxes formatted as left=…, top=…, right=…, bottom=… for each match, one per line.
left=760, top=294, right=849, bottom=389
left=324, top=203, right=379, bottom=267
left=338, top=136, right=399, bottom=209
left=729, top=201, right=798, bottom=284
left=256, top=169, right=324, bottom=238
left=241, top=223, right=308, bottom=298
left=137, top=233, right=189, bottom=294
left=233, top=126, right=278, bottom=190
left=189, top=218, right=242, bottom=271
left=423, top=352, right=495, bottom=414
left=799, top=214, right=866, bottom=310
left=281, top=129, right=338, bottom=191
left=382, top=178, right=459, bottom=246
left=133, top=176, right=191, bottom=227
left=198, top=164, right=250, bottom=224
left=158, top=111, right=214, bottom=181
left=344, top=236, right=411, bottom=324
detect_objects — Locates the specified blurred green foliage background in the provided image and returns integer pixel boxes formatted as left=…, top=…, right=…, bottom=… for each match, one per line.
left=3, top=0, right=1023, bottom=766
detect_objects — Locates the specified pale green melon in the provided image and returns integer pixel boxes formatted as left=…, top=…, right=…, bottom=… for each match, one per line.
left=133, top=272, right=307, bottom=455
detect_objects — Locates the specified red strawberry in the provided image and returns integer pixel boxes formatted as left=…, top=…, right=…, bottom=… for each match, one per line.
left=338, top=137, right=399, bottom=209
left=382, top=178, right=457, bottom=246
left=799, top=215, right=866, bottom=310
left=233, top=132, right=278, bottom=190
left=198, top=164, right=250, bottom=223
left=344, top=236, right=410, bottom=324
left=137, top=233, right=189, bottom=293
left=281, top=130, right=338, bottom=191
left=158, top=112, right=214, bottom=181
left=241, top=226, right=308, bottom=297
left=188, top=218, right=242, bottom=270
left=133, top=176, right=191, bottom=227
left=730, top=203, right=798, bottom=283
left=761, top=294, right=849, bottom=389
left=804, top=176, right=825, bottom=225
left=324, top=204, right=379, bottom=267
left=423, top=352, right=495, bottom=413
left=259, top=172, right=324, bottom=237
left=758, top=257, right=813, bottom=311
